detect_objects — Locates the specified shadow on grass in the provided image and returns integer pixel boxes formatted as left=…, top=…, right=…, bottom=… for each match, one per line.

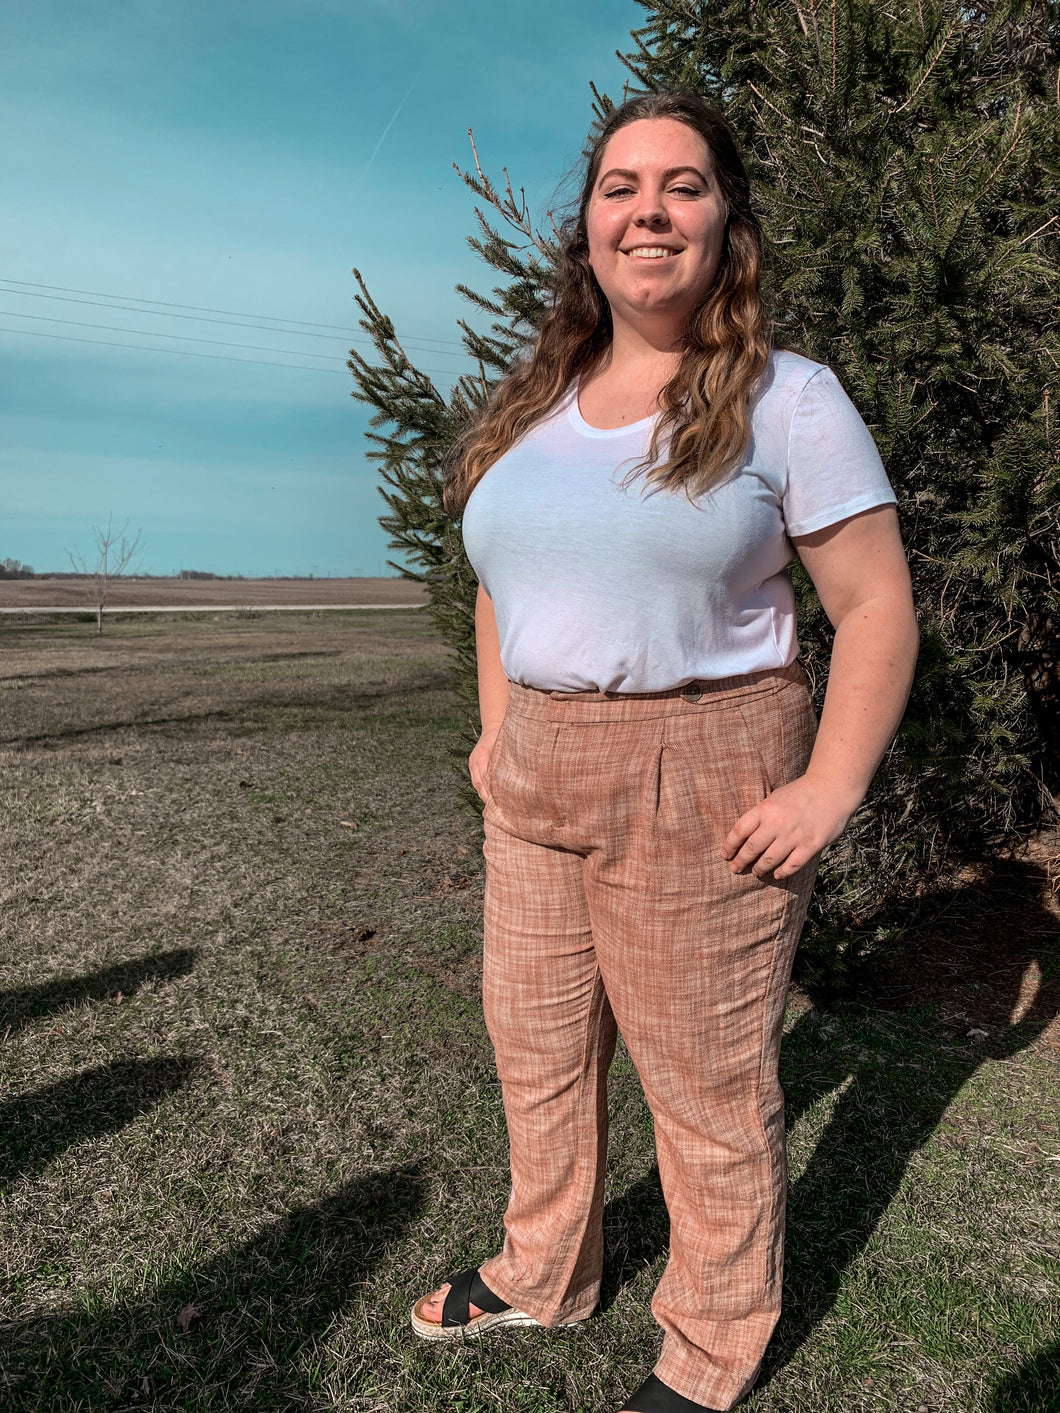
left=0, top=948, right=197, bottom=1038
left=3, top=671, right=453, bottom=747
left=2, top=1166, right=426, bottom=1412
left=989, top=1337, right=1060, bottom=1411
left=0, top=650, right=338, bottom=685
left=600, top=1165, right=667, bottom=1312
left=3, top=707, right=242, bottom=747
left=759, top=857, right=1060, bottom=1387
left=0, top=1057, right=199, bottom=1189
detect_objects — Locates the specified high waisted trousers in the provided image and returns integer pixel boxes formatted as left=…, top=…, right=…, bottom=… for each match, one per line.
left=476, top=664, right=818, bottom=1411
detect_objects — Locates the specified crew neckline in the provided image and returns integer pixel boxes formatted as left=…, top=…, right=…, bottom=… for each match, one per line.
left=566, top=385, right=657, bottom=439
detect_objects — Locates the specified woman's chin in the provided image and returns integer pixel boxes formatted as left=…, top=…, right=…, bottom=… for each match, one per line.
left=614, top=291, right=698, bottom=331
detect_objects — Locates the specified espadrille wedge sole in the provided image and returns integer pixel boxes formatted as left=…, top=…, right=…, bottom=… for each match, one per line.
left=410, top=1267, right=584, bottom=1342
left=410, top=1267, right=542, bottom=1341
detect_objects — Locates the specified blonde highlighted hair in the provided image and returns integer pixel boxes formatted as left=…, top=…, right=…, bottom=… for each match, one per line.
left=444, top=90, right=770, bottom=515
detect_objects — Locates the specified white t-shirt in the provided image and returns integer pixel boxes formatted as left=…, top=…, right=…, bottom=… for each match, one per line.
left=461, top=349, right=896, bottom=693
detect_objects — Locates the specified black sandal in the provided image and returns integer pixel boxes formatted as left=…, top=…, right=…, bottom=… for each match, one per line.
left=410, top=1268, right=543, bottom=1340
left=620, top=1372, right=725, bottom=1412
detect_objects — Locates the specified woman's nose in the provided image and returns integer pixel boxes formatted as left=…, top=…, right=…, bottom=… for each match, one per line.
left=632, top=193, right=668, bottom=227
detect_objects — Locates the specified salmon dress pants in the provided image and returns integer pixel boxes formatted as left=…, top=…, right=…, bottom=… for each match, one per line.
left=476, top=665, right=818, bottom=1411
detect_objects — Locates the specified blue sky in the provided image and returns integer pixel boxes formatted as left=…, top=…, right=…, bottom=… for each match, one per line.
left=0, top=0, right=640, bottom=576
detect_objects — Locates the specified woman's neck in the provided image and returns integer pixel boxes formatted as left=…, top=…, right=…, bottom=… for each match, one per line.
left=577, top=322, right=684, bottom=429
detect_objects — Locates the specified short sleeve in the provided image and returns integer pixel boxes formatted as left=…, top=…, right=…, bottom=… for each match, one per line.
left=783, top=367, right=897, bottom=537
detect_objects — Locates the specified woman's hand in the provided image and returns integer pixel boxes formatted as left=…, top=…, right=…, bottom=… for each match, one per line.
left=721, top=773, right=861, bottom=880
left=723, top=504, right=919, bottom=880
left=469, top=726, right=502, bottom=803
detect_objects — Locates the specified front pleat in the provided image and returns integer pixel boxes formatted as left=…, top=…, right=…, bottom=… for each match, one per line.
left=734, top=698, right=777, bottom=797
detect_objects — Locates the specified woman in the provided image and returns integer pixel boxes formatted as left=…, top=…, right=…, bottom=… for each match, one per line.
left=410, top=90, right=919, bottom=1413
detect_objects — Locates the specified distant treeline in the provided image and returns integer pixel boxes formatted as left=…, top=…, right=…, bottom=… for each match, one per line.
left=0, top=567, right=247, bottom=580
left=0, top=558, right=34, bottom=578
left=0, top=565, right=374, bottom=580
left=177, top=570, right=244, bottom=580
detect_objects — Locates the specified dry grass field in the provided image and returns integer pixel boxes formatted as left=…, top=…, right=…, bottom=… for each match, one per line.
left=0, top=610, right=1058, bottom=1412
left=0, top=577, right=427, bottom=610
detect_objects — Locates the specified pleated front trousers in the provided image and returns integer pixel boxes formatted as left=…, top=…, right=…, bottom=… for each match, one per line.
left=476, top=664, right=819, bottom=1411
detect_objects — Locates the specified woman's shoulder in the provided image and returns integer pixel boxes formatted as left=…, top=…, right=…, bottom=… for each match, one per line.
left=758, top=348, right=834, bottom=398
left=752, top=349, right=847, bottom=429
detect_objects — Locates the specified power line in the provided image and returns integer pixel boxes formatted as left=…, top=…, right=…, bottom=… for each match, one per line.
left=0, top=323, right=465, bottom=378
left=0, top=306, right=464, bottom=366
left=0, top=283, right=469, bottom=359
left=0, top=325, right=346, bottom=373
left=0, top=276, right=469, bottom=352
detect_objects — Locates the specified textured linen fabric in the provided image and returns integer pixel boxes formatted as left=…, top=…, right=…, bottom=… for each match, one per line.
left=476, top=666, right=818, bottom=1411
left=460, top=349, right=896, bottom=693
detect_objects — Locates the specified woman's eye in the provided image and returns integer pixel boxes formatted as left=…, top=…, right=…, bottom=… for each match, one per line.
left=670, top=185, right=701, bottom=197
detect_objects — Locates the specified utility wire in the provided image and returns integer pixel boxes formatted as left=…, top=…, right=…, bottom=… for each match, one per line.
left=0, top=284, right=467, bottom=358
left=0, top=276, right=468, bottom=351
left=0, top=306, right=470, bottom=368
left=0, top=324, right=465, bottom=379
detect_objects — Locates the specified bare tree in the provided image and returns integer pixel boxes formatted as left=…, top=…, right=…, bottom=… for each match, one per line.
left=68, top=517, right=144, bottom=636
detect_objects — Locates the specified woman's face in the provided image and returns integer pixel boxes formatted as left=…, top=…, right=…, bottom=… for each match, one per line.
left=585, top=117, right=728, bottom=339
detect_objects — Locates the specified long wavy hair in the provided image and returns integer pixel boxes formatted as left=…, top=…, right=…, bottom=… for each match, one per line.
left=444, top=90, right=770, bottom=514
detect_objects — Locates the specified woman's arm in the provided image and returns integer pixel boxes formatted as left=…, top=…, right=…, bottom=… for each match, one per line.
left=722, top=504, right=920, bottom=879
left=469, top=583, right=511, bottom=802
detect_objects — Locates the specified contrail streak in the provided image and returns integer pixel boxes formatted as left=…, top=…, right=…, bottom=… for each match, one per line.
left=365, top=81, right=417, bottom=170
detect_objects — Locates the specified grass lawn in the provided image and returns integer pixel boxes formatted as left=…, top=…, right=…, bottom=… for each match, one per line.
left=1, top=611, right=1057, bottom=1412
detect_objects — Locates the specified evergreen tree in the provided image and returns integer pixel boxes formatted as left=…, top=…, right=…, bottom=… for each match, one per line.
left=348, top=1, right=1059, bottom=978
left=348, top=150, right=557, bottom=804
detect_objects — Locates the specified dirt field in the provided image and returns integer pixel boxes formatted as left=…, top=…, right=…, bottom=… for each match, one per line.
left=0, top=576, right=427, bottom=610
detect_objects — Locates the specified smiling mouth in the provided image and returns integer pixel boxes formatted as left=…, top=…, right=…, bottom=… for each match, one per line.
left=624, top=247, right=680, bottom=259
